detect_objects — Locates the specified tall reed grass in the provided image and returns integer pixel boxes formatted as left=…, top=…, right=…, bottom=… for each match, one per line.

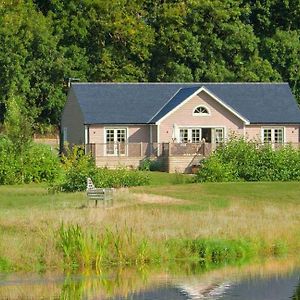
left=57, top=224, right=288, bottom=272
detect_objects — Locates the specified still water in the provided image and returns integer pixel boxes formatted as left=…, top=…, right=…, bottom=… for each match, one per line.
left=0, top=258, right=299, bottom=299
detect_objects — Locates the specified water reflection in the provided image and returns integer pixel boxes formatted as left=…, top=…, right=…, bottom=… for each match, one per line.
left=292, top=280, right=300, bottom=300
left=0, top=257, right=299, bottom=299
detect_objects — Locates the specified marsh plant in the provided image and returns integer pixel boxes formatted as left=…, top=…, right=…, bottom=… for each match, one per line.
left=56, top=224, right=288, bottom=272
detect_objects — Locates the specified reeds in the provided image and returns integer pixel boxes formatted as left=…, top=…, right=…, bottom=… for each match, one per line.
left=56, top=223, right=289, bottom=273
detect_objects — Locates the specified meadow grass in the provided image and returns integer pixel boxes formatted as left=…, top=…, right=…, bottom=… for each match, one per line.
left=0, top=176, right=299, bottom=272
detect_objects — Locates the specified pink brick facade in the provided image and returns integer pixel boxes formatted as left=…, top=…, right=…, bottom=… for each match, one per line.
left=89, top=125, right=151, bottom=144
left=245, top=125, right=299, bottom=144
left=87, top=90, right=300, bottom=146
left=158, top=91, right=245, bottom=143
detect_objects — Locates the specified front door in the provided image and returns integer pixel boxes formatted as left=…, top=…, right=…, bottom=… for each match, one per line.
left=105, top=128, right=127, bottom=156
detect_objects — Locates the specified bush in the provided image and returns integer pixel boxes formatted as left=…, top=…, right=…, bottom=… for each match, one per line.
left=196, top=137, right=300, bottom=182
left=59, top=147, right=149, bottom=192
left=139, top=158, right=162, bottom=171
left=196, top=156, right=238, bottom=182
left=0, top=136, right=17, bottom=184
left=0, top=136, right=61, bottom=184
left=23, top=143, right=62, bottom=183
left=59, top=147, right=97, bottom=192
left=94, top=168, right=149, bottom=188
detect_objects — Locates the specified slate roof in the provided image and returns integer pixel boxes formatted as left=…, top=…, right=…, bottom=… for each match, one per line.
left=70, top=82, right=300, bottom=124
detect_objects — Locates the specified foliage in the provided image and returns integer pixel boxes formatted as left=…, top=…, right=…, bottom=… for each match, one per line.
left=59, top=146, right=149, bottom=192
left=196, top=156, right=238, bottom=182
left=139, top=158, right=162, bottom=171
left=183, top=238, right=253, bottom=264
left=57, top=224, right=255, bottom=271
left=59, top=146, right=97, bottom=192
left=23, top=143, right=62, bottom=183
left=196, top=137, right=300, bottom=182
left=4, top=97, right=32, bottom=155
left=0, top=0, right=300, bottom=127
left=0, top=135, right=61, bottom=184
left=93, top=168, right=149, bottom=189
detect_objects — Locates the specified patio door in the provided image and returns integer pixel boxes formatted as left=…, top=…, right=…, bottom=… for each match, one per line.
left=105, top=128, right=127, bottom=156
left=179, top=128, right=224, bottom=143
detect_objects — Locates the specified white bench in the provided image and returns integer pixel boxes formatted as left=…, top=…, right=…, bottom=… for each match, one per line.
left=86, top=178, right=114, bottom=207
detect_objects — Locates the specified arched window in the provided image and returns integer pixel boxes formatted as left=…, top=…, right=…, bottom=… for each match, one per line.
left=193, top=105, right=210, bottom=116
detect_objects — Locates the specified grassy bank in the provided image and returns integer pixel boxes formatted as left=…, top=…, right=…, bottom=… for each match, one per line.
left=0, top=177, right=300, bottom=272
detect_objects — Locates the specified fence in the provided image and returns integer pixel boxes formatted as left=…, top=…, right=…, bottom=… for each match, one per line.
left=85, top=141, right=213, bottom=158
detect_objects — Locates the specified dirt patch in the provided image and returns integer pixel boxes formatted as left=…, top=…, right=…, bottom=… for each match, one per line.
left=133, top=193, right=189, bottom=205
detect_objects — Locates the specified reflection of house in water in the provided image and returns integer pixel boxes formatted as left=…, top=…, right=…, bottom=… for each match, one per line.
left=176, top=282, right=231, bottom=299
left=108, top=281, right=231, bottom=300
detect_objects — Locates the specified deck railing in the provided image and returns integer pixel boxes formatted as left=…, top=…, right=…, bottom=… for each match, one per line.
left=85, top=142, right=300, bottom=159
left=85, top=142, right=214, bottom=158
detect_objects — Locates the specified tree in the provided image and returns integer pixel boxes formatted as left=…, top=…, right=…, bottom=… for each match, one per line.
left=262, top=30, right=300, bottom=101
left=4, top=97, right=32, bottom=155
left=0, top=1, right=67, bottom=125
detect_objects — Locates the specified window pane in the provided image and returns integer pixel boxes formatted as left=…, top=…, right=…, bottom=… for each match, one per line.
left=192, top=129, right=201, bottom=143
left=215, top=128, right=224, bottom=144
left=106, top=130, right=114, bottom=143
left=263, top=129, right=272, bottom=143
left=180, top=129, right=188, bottom=143
left=194, top=106, right=209, bottom=115
left=117, top=129, right=126, bottom=142
left=117, top=129, right=126, bottom=154
left=274, top=128, right=284, bottom=144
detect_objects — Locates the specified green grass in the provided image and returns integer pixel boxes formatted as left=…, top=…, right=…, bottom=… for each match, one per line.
left=0, top=172, right=299, bottom=272
left=133, top=180, right=300, bottom=206
left=0, top=184, right=86, bottom=210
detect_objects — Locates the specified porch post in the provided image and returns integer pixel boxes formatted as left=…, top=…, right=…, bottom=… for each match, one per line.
left=157, top=125, right=160, bottom=156
left=140, top=142, right=143, bottom=157
left=149, top=125, right=153, bottom=156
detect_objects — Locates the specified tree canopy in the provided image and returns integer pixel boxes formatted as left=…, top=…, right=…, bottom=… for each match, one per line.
left=0, top=0, right=299, bottom=127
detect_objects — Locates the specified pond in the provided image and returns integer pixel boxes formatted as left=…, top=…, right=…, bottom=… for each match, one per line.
left=0, top=257, right=299, bottom=299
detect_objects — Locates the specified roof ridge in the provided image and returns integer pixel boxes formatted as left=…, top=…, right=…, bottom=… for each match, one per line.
left=72, top=82, right=288, bottom=85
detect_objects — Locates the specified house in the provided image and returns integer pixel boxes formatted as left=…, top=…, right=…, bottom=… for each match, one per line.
left=61, top=82, right=300, bottom=172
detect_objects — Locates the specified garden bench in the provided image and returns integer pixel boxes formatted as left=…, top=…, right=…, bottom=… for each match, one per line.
left=86, top=178, right=114, bottom=207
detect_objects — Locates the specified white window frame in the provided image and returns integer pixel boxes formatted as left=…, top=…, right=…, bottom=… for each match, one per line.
left=104, top=127, right=128, bottom=156
left=192, top=105, right=211, bottom=117
left=261, top=127, right=285, bottom=145
left=178, top=127, right=225, bottom=144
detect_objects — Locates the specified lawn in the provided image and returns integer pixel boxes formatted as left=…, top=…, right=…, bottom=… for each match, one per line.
left=0, top=174, right=300, bottom=272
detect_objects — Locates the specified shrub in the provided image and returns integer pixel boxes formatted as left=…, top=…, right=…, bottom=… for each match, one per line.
left=59, top=147, right=149, bottom=192
left=94, top=168, right=149, bottom=188
left=0, top=136, right=61, bottom=184
left=23, top=143, right=62, bottom=183
left=139, top=158, right=162, bottom=171
left=196, top=137, right=300, bottom=182
left=60, top=147, right=97, bottom=192
left=0, top=136, right=18, bottom=184
left=196, top=156, right=238, bottom=182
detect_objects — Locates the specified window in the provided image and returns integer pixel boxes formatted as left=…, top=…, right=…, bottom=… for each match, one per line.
left=179, top=129, right=188, bottom=143
left=105, top=128, right=127, bottom=155
left=193, top=106, right=210, bottom=116
left=179, top=128, right=224, bottom=144
left=215, top=128, right=224, bottom=144
left=263, top=128, right=284, bottom=144
left=191, top=129, right=201, bottom=143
